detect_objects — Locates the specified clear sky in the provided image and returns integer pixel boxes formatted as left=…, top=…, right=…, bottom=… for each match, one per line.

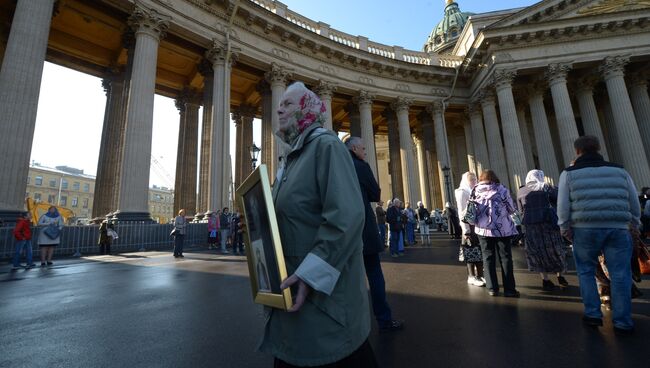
left=30, top=0, right=539, bottom=188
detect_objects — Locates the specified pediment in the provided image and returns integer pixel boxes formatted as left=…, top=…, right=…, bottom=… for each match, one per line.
left=488, top=0, right=650, bottom=29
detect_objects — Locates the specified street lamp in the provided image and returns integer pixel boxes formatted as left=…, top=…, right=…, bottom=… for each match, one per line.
left=442, top=166, right=452, bottom=206
left=250, top=142, right=261, bottom=171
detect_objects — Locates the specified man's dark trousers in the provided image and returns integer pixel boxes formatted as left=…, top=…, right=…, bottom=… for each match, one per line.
left=363, top=253, right=392, bottom=327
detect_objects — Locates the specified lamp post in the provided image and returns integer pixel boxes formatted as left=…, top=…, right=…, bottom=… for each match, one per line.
left=442, top=166, right=452, bottom=206
left=250, top=142, right=261, bottom=171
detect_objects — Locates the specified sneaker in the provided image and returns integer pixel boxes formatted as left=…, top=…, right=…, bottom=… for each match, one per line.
left=398, top=252, right=405, bottom=257
left=390, top=253, right=399, bottom=258
left=582, top=316, right=603, bottom=327
left=467, top=276, right=474, bottom=285
left=471, top=277, right=486, bottom=287
left=557, top=276, right=569, bottom=287
left=11, top=265, right=21, bottom=270
left=542, top=280, right=556, bottom=292
left=379, top=319, right=404, bottom=332
left=488, top=290, right=499, bottom=297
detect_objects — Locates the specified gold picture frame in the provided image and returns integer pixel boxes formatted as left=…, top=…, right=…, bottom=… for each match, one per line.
left=236, top=164, right=293, bottom=310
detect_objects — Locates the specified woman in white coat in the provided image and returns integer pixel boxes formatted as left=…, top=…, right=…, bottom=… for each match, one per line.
left=455, top=172, right=485, bottom=287
left=38, top=206, right=64, bottom=266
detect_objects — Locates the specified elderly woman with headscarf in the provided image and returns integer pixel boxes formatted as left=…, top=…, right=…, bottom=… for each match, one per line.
left=455, top=172, right=485, bottom=287
left=258, top=82, right=376, bottom=367
left=37, top=206, right=64, bottom=266
left=517, top=169, right=568, bottom=291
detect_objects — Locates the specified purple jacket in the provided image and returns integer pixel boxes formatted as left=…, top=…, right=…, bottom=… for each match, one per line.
left=473, top=182, right=518, bottom=238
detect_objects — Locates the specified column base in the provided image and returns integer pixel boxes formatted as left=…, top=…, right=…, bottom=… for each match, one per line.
left=0, top=209, right=25, bottom=226
left=111, top=211, right=155, bottom=223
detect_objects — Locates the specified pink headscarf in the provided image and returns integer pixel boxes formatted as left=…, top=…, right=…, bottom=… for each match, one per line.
left=276, top=82, right=327, bottom=144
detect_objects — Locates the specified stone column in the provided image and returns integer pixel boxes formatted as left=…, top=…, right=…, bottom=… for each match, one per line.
left=346, top=102, right=362, bottom=137
left=462, top=120, right=477, bottom=174
left=233, top=104, right=256, bottom=188
left=356, top=91, right=378, bottom=178
left=600, top=56, right=650, bottom=187
left=576, top=75, right=609, bottom=160
left=197, top=60, right=214, bottom=214
left=479, top=91, right=509, bottom=184
left=206, top=39, right=238, bottom=212
left=173, top=95, right=188, bottom=216
left=628, top=73, right=650, bottom=158
left=428, top=101, right=454, bottom=206
left=601, top=96, right=623, bottom=164
left=265, top=63, right=292, bottom=176
left=516, top=105, right=535, bottom=169
left=115, top=6, right=169, bottom=221
left=393, top=98, right=419, bottom=205
left=494, top=69, right=528, bottom=189
left=466, top=103, right=489, bottom=174
left=527, top=85, right=560, bottom=184
left=384, top=108, right=403, bottom=200
left=546, top=63, right=579, bottom=166
left=414, top=133, right=431, bottom=209
left=420, top=113, right=440, bottom=209
left=256, top=81, right=273, bottom=177
left=183, top=97, right=200, bottom=215
left=0, top=0, right=55, bottom=220
left=314, top=80, right=336, bottom=131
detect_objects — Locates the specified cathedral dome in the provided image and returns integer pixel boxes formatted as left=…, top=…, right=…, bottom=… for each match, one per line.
left=424, top=1, right=473, bottom=54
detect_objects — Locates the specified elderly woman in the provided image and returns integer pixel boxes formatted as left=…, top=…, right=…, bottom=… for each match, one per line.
left=259, top=82, right=375, bottom=367
left=517, top=170, right=568, bottom=291
left=37, top=206, right=64, bottom=266
left=474, top=170, right=520, bottom=297
left=455, top=172, right=485, bottom=287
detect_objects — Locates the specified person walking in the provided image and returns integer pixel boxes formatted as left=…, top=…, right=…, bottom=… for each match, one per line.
left=259, top=82, right=376, bottom=367
left=346, top=136, right=404, bottom=332
left=403, top=202, right=417, bottom=245
left=455, top=172, right=485, bottom=287
left=219, top=207, right=231, bottom=254
left=173, top=209, right=186, bottom=258
left=416, top=201, right=430, bottom=237
left=376, top=201, right=387, bottom=247
left=557, top=135, right=640, bottom=334
left=517, top=170, right=569, bottom=291
left=37, top=206, right=64, bottom=267
left=387, top=198, right=405, bottom=257
left=230, top=212, right=244, bottom=255
left=12, top=212, right=35, bottom=269
left=473, top=170, right=520, bottom=297
left=207, top=211, right=219, bottom=249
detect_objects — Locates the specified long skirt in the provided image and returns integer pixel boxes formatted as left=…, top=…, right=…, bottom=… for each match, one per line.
left=523, top=222, right=567, bottom=273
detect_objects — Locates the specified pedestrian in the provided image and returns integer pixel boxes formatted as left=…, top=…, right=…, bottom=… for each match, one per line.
left=443, top=202, right=462, bottom=239
left=416, top=201, right=430, bottom=236
left=207, top=211, right=218, bottom=249
left=455, top=172, right=485, bottom=287
left=173, top=209, right=186, bottom=258
left=98, top=218, right=115, bottom=255
left=387, top=198, right=405, bottom=257
left=37, top=206, right=64, bottom=267
left=375, top=201, right=387, bottom=247
left=433, top=209, right=444, bottom=231
left=557, top=135, right=640, bottom=334
left=403, top=202, right=417, bottom=245
left=12, top=212, right=35, bottom=270
left=219, top=207, right=231, bottom=254
left=230, top=212, right=244, bottom=255
left=259, top=82, right=376, bottom=367
left=474, top=170, right=520, bottom=297
left=517, top=170, right=568, bottom=291
left=346, top=136, right=404, bottom=332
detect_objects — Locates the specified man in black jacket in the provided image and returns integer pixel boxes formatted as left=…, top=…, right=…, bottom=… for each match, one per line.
left=345, top=137, right=403, bottom=332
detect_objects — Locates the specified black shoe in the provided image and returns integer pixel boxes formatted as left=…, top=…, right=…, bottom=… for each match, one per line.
left=542, top=280, right=556, bottom=291
left=557, top=276, right=569, bottom=287
left=46, top=262, right=53, bottom=266
left=40, top=262, right=46, bottom=267
left=379, top=320, right=404, bottom=332
left=488, top=290, right=499, bottom=297
left=613, top=326, right=635, bottom=336
left=178, top=254, right=184, bottom=258
left=504, top=290, right=520, bottom=298
left=582, top=316, right=603, bottom=327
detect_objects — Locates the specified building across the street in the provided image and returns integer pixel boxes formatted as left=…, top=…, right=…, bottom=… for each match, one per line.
left=25, top=164, right=174, bottom=224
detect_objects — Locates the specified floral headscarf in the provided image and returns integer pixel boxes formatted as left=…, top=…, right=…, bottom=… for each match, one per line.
left=525, top=169, right=547, bottom=191
left=276, top=82, right=327, bottom=144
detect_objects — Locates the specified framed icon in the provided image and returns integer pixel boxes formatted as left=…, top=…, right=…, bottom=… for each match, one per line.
left=236, top=164, right=293, bottom=310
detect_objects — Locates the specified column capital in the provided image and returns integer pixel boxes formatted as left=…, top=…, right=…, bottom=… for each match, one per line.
left=600, top=55, right=629, bottom=81
left=381, top=107, right=396, bottom=121
left=391, top=97, right=413, bottom=113
left=354, top=90, right=375, bottom=107
left=478, top=89, right=496, bottom=106
left=101, top=78, right=112, bottom=96
left=625, top=70, right=648, bottom=88
left=175, top=96, right=187, bottom=113
left=546, top=63, right=572, bottom=86
left=426, top=100, right=444, bottom=115
left=121, top=30, right=136, bottom=50
left=576, top=74, right=599, bottom=94
left=526, top=80, right=547, bottom=99
left=465, top=103, right=482, bottom=118
left=205, top=39, right=227, bottom=66
left=265, top=62, right=292, bottom=87
left=492, top=69, right=517, bottom=91
left=313, top=80, right=337, bottom=100
left=198, top=59, right=214, bottom=77
left=128, top=5, right=170, bottom=41
left=232, top=103, right=257, bottom=123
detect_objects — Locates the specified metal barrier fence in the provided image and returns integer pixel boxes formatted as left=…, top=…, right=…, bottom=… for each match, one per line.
left=0, top=223, right=208, bottom=260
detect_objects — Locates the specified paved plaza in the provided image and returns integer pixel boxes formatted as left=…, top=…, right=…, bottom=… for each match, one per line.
left=1, top=234, right=648, bottom=368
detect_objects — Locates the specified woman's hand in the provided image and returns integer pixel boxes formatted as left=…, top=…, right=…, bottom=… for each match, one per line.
left=280, top=274, right=310, bottom=312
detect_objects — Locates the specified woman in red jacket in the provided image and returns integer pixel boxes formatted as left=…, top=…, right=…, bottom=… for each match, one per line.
left=12, top=212, right=35, bottom=269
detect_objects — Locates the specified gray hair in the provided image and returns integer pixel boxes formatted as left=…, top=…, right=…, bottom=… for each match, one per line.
left=344, top=136, right=363, bottom=149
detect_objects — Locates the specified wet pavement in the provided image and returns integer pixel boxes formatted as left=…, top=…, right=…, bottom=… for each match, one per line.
left=1, top=233, right=648, bottom=368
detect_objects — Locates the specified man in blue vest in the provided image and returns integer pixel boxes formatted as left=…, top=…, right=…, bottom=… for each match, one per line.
left=557, top=135, right=640, bottom=334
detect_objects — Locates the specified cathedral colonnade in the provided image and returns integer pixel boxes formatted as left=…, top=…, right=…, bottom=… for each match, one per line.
left=1, top=0, right=650, bottom=223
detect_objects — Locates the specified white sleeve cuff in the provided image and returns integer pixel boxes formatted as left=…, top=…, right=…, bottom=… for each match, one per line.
left=295, top=253, right=341, bottom=296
